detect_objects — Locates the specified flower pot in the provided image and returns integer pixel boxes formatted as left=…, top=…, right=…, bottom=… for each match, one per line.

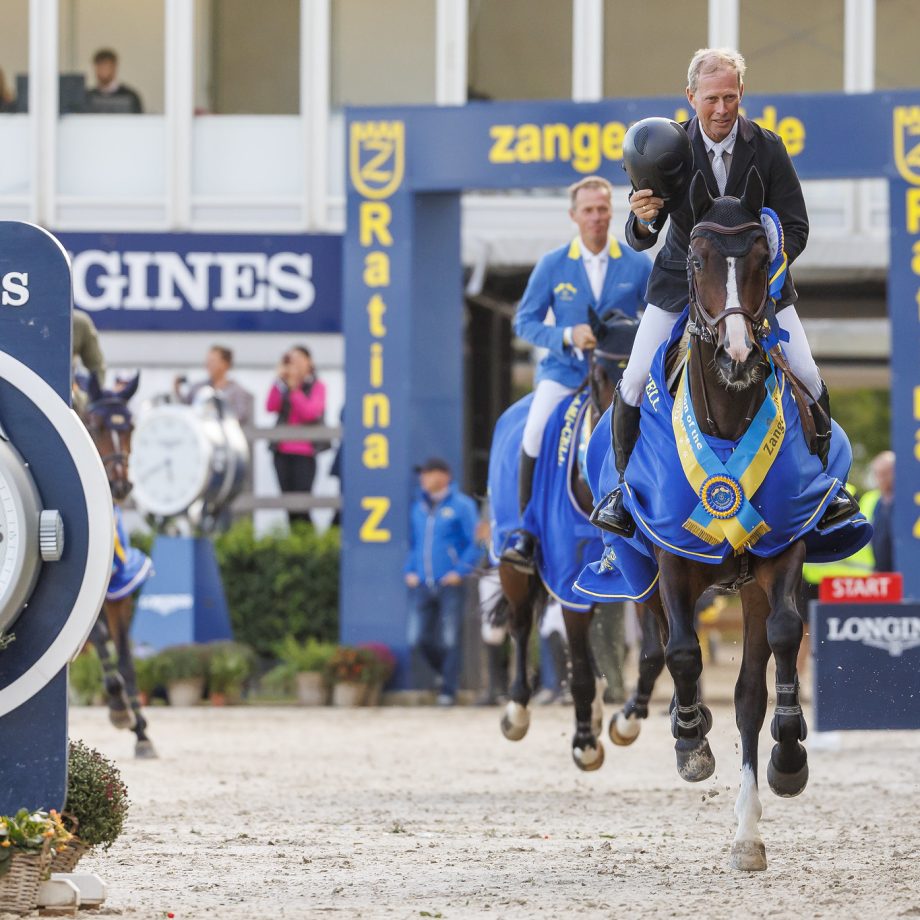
left=295, top=672, right=328, bottom=706
left=50, top=839, right=89, bottom=875
left=331, top=681, right=367, bottom=707
left=210, top=691, right=227, bottom=707
left=167, top=677, right=205, bottom=706
left=0, top=850, right=46, bottom=914
left=364, top=681, right=383, bottom=707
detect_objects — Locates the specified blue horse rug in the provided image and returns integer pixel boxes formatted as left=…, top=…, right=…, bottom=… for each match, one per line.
left=108, top=505, right=155, bottom=601
left=574, top=310, right=873, bottom=604
left=489, top=389, right=602, bottom=611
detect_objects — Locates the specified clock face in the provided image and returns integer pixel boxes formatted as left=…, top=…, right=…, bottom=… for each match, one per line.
left=131, top=408, right=212, bottom=516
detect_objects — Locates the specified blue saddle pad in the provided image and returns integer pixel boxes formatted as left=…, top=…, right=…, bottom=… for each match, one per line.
left=574, top=310, right=872, bottom=603
left=489, top=390, right=602, bottom=611
left=108, top=505, right=155, bottom=601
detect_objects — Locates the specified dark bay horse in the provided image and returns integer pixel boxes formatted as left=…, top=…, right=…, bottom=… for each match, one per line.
left=491, top=309, right=643, bottom=770
left=82, top=374, right=158, bottom=758
left=639, top=169, right=867, bottom=869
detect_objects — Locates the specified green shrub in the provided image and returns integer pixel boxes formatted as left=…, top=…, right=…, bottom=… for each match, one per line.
left=154, top=644, right=209, bottom=682
left=66, top=741, right=130, bottom=850
left=133, top=654, right=165, bottom=696
left=207, top=641, right=255, bottom=693
left=69, top=649, right=103, bottom=704
left=214, top=521, right=339, bottom=659
left=275, top=636, right=337, bottom=674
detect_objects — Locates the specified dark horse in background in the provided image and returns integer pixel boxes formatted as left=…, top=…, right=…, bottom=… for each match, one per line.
left=579, top=169, right=870, bottom=870
left=81, top=374, right=157, bottom=758
left=490, top=309, right=666, bottom=769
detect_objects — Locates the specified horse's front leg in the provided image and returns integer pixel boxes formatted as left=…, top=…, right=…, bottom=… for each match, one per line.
left=756, top=542, right=809, bottom=797
left=499, top=564, right=535, bottom=741
left=610, top=595, right=667, bottom=746
left=659, top=555, right=714, bottom=782
left=89, top=613, right=136, bottom=731
left=730, top=582, right=772, bottom=871
left=107, top=598, right=158, bottom=759
left=563, top=607, right=604, bottom=771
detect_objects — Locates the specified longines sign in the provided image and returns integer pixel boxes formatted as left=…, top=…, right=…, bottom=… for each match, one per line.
left=56, top=232, right=342, bottom=333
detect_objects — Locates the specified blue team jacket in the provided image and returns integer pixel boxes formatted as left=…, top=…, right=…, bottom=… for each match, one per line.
left=404, top=484, right=481, bottom=587
left=514, top=237, right=652, bottom=388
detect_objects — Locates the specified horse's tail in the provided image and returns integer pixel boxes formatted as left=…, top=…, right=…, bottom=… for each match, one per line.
left=485, top=572, right=547, bottom=629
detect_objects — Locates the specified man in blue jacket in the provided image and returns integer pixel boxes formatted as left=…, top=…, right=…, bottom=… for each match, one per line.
left=405, top=457, right=482, bottom=705
left=501, top=176, right=652, bottom=573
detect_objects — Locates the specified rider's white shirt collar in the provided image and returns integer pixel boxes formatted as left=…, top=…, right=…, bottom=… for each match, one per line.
left=700, top=120, right=739, bottom=154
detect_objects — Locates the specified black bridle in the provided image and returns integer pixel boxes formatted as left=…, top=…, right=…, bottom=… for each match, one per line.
left=86, top=395, right=134, bottom=477
left=687, top=219, right=772, bottom=347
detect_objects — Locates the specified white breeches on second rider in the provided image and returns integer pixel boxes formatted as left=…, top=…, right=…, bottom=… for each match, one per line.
left=618, top=303, right=822, bottom=408
left=521, top=379, right=577, bottom=458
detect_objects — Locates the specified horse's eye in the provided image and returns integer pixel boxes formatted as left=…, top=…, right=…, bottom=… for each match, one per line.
left=691, top=256, right=703, bottom=272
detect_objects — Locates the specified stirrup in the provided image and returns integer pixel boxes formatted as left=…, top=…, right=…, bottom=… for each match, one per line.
left=817, top=489, right=860, bottom=531
left=590, top=489, right=636, bottom=538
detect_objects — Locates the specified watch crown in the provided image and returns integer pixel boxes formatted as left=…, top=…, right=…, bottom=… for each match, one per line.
left=39, top=510, right=64, bottom=562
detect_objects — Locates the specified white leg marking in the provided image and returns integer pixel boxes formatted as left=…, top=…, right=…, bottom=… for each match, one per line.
left=592, top=676, right=606, bottom=735
left=505, top=701, right=530, bottom=728
left=734, top=764, right=763, bottom=846
left=615, top=710, right=641, bottom=740
left=723, top=258, right=751, bottom=364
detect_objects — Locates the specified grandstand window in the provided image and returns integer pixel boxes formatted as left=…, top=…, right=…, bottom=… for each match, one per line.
left=739, top=0, right=844, bottom=93
left=875, top=0, right=920, bottom=90
left=603, top=0, right=707, bottom=99
left=332, top=0, right=436, bottom=106
left=467, top=0, right=572, bottom=102
left=59, top=0, right=165, bottom=114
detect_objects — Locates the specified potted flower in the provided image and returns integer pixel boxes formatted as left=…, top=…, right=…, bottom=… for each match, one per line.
left=133, top=652, right=164, bottom=706
left=325, top=646, right=376, bottom=706
left=155, top=644, right=209, bottom=706
left=207, top=641, right=255, bottom=705
left=359, top=643, right=397, bottom=706
left=0, top=809, right=59, bottom=913
left=272, top=637, right=336, bottom=705
left=50, top=741, right=130, bottom=875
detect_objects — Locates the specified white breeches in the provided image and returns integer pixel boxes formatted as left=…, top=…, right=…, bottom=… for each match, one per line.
left=619, top=303, right=822, bottom=407
left=521, top=379, right=576, bottom=457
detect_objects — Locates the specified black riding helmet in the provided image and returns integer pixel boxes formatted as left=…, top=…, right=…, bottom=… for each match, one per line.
left=622, top=117, right=693, bottom=203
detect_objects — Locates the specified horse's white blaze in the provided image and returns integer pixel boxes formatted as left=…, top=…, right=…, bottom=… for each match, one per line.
left=504, top=701, right=530, bottom=728
left=723, top=257, right=751, bottom=364
left=733, top=764, right=764, bottom=845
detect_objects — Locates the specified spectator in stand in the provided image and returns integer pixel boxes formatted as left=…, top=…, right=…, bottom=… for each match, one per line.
left=175, top=345, right=254, bottom=426
left=869, top=450, right=896, bottom=572
left=266, top=346, right=326, bottom=526
left=86, top=49, right=143, bottom=114
left=404, top=458, right=481, bottom=706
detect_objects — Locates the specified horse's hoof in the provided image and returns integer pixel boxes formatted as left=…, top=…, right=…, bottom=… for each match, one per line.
left=730, top=840, right=767, bottom=872
left=675, top=738, right=716, bottom=782
left=500, top=702, right=530, bottom=741
left=108, top=706, right=137, bottom=731
left=767, top=751, right=808, bottom=798
left=609, top=711, right=641, bottom=746
left=572, top=741, right=604, bottom=772
left=135, top=740, right=158, bottom=759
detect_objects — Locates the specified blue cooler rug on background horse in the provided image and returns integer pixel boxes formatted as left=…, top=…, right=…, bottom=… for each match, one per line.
left=574, top=308, right=872, bottom=605
left=490, top=388, right=600, bottom=612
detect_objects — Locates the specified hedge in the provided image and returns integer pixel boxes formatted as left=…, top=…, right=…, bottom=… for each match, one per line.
left=131, top=521, right=339, bottom=660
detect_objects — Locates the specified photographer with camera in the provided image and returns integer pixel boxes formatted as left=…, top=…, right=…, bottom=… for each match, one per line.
left=266, top=346, right=327, bottom=526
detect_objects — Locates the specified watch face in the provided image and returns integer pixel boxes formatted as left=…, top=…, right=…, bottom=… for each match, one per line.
left=131, top=409, right=211, bottom=516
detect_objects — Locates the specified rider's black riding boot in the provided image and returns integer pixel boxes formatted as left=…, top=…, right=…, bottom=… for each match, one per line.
left=500, top=452, right=538, bottom=574
left=813, top=382, right=860, bottom=530
left=590, top=390, right=642, bottom=537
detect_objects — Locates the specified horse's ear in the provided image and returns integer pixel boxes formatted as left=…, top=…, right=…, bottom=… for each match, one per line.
left=587, top=305, right=604, bottom=338
left=119, top=372, right=140, bottom=401
left=740, top=167, right=765, bottom=215
left=689, top=170, right=713, bottom=222
left=86, top=372, right=103, bottom=403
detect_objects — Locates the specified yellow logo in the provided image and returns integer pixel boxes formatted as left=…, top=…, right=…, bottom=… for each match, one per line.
left=894, top=106, right=920, bottom=186
left=554, top=282, right=577, bottom=301
left=350, top=121, right=405, bottom=199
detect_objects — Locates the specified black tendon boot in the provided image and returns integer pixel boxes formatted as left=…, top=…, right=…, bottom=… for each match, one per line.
left=812, top=383, right=860, bottom=530
left=500, top=452, right=538, bottom=573
left=590, top=390, right=642, bottom=536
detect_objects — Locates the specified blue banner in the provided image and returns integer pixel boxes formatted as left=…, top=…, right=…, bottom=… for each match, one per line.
left=56, top=231, right=342, bottom=333
left=811, top=601, right=920, bottom=730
